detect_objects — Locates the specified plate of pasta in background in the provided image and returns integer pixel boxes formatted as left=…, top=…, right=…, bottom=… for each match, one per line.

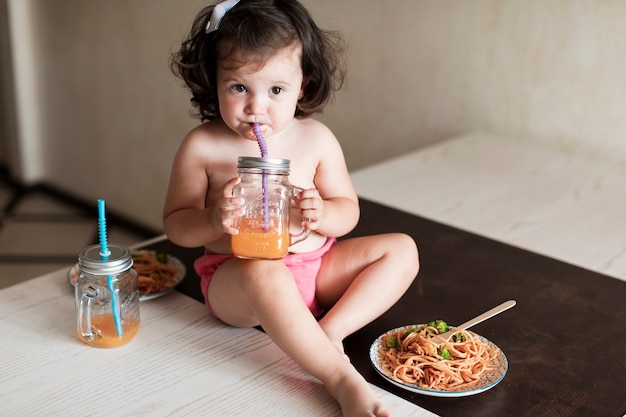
left=370, top=321, right=508, bottom=397
left=68, top=250, right=186, bottom=301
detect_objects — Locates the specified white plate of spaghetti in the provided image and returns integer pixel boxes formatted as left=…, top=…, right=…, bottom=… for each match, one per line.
left=68, top=250, right=186, bottom=301
left=370, top=322, right=508, bottom=397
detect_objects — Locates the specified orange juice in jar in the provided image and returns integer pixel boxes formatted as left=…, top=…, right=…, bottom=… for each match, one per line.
left=231, top=157, right=309, bottom=259
left=231, top=215, right=290, bottom=259
left=77, top=315, right=140, bottom=348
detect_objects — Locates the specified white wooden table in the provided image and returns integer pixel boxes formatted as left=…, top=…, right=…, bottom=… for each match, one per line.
left=0, top=265, right=435, bottom=416
left=351, top=132, right=626, bottom=282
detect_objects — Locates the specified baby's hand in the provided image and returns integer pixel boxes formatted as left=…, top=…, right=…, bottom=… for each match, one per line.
left=215, top=177, right=244, bottom=235
left=295, top=188, right=325, bottom=231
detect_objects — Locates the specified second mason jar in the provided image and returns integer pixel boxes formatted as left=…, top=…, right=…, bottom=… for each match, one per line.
left=75, top=243, right=140, bottom=348
left=231, top=157, right=309, bottom=259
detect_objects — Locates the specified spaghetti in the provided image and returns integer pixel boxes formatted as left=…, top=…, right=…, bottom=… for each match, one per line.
left=378, top=323, right=500, bottom=391
left=132, top=251, right=179, bottom=295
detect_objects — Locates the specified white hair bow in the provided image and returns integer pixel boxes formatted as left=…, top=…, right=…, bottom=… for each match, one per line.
left=205, top=0, right=241, bottom=33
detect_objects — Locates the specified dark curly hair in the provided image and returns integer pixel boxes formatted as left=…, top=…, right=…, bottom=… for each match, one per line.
left=171, top=0, right=346, bottom=122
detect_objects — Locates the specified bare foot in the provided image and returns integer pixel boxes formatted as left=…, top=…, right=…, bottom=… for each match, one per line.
left=326, top=365, right=390, bottom=417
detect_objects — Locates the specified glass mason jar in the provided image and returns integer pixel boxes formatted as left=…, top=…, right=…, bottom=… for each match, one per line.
left=231, top=157, right=309, bottom=259
left=75, top=243, right=140, bottom=347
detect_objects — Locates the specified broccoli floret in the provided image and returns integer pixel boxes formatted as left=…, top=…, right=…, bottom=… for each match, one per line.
left=385, top=336, right=399, bottom=349
left=438, top=346, right=451, bottom=360
left=427, top=319, right=449, bottom=334
left=403, top=327, right=421, bottom=339
left=452, top=332, right=466, bottom=342
left=155, top=250, right=168, bottom=263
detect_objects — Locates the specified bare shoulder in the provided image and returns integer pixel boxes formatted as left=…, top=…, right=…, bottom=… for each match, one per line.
left=284, top=117, right=342, bottom=159
left=294, top=117, right=337, bottom=142
left=179, top=121, right=230, bottom=151
left=175, top=120, right=242, bottom=167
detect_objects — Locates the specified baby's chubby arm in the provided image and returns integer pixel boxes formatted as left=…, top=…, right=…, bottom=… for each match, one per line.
left=294, top=188, right=359, bottom=237
left=294, top=141, right=360, bottom=237
left=163, top=176, right=244, bottom=247
left=290, top=121, right=360, bottom=237
left=162, top=125, right=245, bottom=248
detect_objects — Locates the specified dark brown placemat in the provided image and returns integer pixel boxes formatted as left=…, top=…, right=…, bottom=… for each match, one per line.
left=150, top=198, right=626, bottom=417
left=342, top=199, right=626, bottom=417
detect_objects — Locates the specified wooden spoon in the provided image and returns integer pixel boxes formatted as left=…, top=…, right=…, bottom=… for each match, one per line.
left=432, top=299, right=517, bottom=344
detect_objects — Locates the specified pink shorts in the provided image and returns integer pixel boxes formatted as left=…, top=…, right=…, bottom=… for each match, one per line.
left=194, top=238, right=336, bottom=319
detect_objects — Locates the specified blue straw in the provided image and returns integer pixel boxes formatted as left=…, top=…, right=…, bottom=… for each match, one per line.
left=98, top=199, right=123, bottom=337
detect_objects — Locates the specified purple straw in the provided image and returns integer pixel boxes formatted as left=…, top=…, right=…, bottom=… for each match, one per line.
left=253, top=123, right=270, bottom=230
left=253, top=123, right=268, bottom=157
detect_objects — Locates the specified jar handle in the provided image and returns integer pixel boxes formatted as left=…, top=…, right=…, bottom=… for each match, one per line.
left=290, top=226, right=310, bottom=245
left=78, top=286, right=97, bottom=340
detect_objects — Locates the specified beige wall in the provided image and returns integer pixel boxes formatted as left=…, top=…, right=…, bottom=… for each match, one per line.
left=310, top=0, right=626, bottom=165
left=5, top=0, right=626, bottom=231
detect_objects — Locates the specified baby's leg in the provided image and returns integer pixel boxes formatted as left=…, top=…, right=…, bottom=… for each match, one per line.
left=207, top=258, right=390, bottom=417
left=316, top=233, right=419, bottom=348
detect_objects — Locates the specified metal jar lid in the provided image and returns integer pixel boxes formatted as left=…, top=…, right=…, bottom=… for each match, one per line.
left=78, top=243, right=133, bottom=275
left=237, top=157, right=290, bottom=171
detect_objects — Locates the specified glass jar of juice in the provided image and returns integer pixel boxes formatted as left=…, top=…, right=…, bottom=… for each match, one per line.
left=75, top=243, right=140, bottom=347
left=232, top=157, right=309, bottom=259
